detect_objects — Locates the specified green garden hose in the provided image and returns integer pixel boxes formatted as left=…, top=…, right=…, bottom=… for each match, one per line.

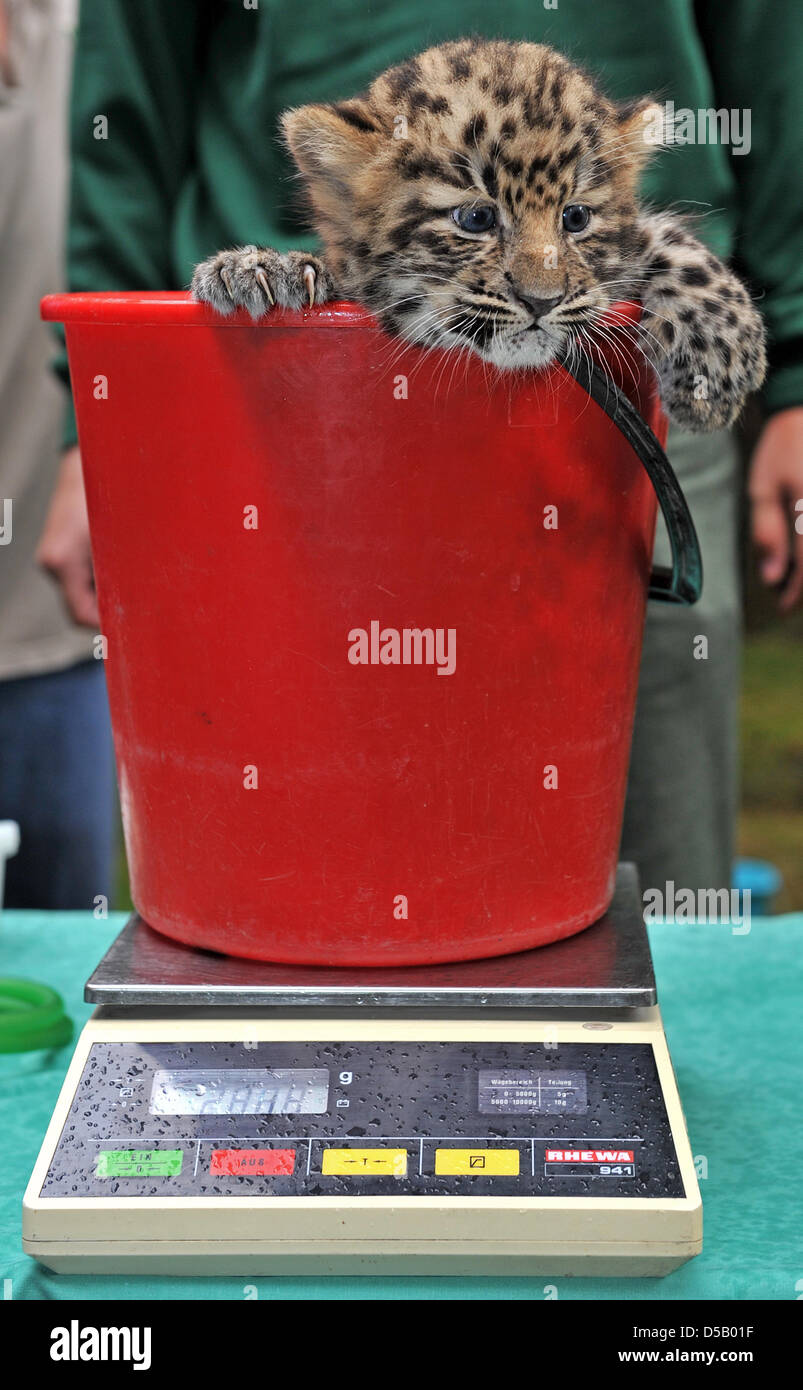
left=0, top=978, right=73, bottom=1053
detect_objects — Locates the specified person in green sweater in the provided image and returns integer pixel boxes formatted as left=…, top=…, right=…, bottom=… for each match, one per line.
left=38, top=0, right=803, bottom=900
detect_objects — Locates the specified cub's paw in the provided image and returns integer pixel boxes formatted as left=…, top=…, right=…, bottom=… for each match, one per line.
left=190, top=246, right=336, bottom=318
left=648, top=314, right=767, bottom=432
left=635, top=215, right=767, bottom=431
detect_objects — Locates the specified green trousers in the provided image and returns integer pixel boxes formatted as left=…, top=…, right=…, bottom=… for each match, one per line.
left=620, top=428, right=741, bottom=895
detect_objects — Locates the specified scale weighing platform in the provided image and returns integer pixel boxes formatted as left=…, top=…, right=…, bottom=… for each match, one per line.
left=23, top=864, right=701, bottom=1276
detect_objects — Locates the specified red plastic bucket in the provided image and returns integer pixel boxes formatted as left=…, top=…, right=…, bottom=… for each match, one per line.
left=45, top=292, right=668, bottom=966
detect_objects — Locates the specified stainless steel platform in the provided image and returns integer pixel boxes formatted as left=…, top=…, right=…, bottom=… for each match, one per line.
left=85, top=863, right=654, bottom=1010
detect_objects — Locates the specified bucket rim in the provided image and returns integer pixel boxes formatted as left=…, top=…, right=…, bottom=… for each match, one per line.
left=41, top=289, right=642, bottom=331
left=40, top=290, right=379, bottom=328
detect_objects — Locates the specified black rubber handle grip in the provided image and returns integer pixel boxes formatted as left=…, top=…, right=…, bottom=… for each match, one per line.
left=558, top=354, right=703, bottom=605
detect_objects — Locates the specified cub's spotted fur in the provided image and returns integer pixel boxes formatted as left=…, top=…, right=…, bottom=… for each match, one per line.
left=192, top=38, right=766, bottom=431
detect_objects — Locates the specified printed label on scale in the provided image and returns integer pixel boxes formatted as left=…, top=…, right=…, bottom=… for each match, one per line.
left=544, top=1147, right=636, bottom=1177
left=96, top=1149, right=183, bottom=1178
left=478, top=1070, right=587, bottom=1115
left=210, top=1149, right=296, bottom=1176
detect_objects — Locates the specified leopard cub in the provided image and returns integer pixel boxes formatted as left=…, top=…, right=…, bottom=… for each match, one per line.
left=192, top=38, right=766, bottom=431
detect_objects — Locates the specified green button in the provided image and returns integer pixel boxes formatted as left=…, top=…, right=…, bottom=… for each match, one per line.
left=96, top=1149, right=183, bottom=1178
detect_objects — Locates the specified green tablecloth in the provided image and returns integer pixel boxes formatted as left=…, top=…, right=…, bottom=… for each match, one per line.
left=1, top=909, right=800, bottom=1301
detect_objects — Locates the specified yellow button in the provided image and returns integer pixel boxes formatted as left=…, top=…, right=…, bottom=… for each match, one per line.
left=322, top=1148, right=407, bottom=1177
left=435, top=1149, right=520, bottom=1176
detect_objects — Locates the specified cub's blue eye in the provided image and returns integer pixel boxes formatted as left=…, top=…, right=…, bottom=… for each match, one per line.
left=563, top=204, right=591, bottom=233
left=452, top=205, right=497, bottom=234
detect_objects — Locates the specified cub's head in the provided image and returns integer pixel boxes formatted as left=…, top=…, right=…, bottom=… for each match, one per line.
left=282, top=38, right=661, bottom=368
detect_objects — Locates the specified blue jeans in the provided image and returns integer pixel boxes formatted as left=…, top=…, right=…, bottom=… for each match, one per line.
left=0, top=659, right=116, bottom=909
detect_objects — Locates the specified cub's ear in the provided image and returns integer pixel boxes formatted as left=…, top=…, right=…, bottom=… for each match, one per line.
left=282, top=102, right=383, bottom=191
left=616, top=96, right=665, bottom=170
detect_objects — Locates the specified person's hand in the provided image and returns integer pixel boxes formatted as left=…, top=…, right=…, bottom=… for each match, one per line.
left=36, top=446, right=99, bottom=628
left=748, top=406, right=803, bottom=612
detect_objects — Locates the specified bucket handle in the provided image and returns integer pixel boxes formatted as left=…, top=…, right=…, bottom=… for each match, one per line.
left=558, top=355, right=703, bottom=605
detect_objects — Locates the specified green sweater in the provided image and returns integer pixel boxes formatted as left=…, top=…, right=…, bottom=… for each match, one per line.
left=58, top=0, right=803, bottom=446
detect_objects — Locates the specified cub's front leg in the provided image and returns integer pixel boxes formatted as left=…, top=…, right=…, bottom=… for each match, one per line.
left=635, top=214, right=767, bottom=432
left=191, top=245, right=337, bottom=318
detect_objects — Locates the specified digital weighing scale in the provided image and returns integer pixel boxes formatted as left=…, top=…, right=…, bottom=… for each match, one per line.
left=23, top=864, right=701, bottom=1276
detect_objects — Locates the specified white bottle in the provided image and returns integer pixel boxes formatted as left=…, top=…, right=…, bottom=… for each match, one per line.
left=0, top=821, right=20, bottom=914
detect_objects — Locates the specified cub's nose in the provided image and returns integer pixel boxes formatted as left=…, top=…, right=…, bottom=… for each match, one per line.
left=512, top=289, right=565, bottom=321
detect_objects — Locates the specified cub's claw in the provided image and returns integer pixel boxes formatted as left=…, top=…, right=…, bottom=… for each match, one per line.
left=254, top=267, right=274, bottom=305
left=303, top=264, right=316, bottom=308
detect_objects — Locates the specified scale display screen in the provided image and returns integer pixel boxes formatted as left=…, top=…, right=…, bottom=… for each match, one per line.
left=149, top=1068, right=330, bottom=1115
left=478, top=1069, right=587, bottom=1115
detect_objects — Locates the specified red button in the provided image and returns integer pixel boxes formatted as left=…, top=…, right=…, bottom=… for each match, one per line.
left=210, top=1148, right=296, bottom=1176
